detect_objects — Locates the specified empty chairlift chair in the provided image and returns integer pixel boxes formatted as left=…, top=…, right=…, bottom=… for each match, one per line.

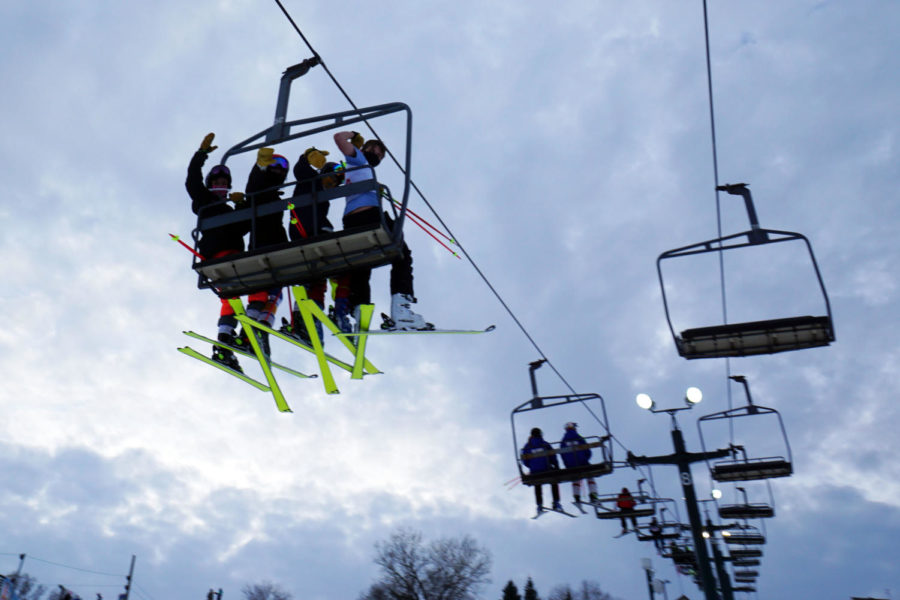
left=718, top=485, right=776, bottom=520
left=190, top=61, right=413, bottom=298
left=656, top=183, right=835, bottom=359
left=699, top=376, right=793, bottom=483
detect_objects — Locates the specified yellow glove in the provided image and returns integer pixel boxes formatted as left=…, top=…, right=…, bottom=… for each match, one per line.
left=304, top=147, right=329, bottom=169
left=200, top=133, right=217, bottom=153
left=228, top=192, right=246, bottom=206
left=257, top=147, right=276, bottom=168
left=350, top=131, right=364, bottom=149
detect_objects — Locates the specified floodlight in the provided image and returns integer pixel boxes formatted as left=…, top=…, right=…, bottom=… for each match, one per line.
left=685, top=387, right=703, bottom=404
left=636, top=393, right=654, bottom=410
left=711, top=488, right=723, bottom=499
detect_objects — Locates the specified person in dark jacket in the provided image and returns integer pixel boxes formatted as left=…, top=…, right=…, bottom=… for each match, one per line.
left=237, top=148, right=291, bottom=355
left=521, top=427, right=562, bottom=514
left=560, top=422, right=599, bottom=505
left=280, top=147, right=342, bottom=345
left=185, top=132, right=249, bottom=372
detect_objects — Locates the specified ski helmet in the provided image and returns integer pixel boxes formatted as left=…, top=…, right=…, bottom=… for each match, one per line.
left=205, top=164, right=232, bottom=189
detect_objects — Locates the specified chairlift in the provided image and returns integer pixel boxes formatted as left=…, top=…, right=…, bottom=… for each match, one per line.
left=732, top=585, right=757, bottom=593
left=592, top=477, right=659, bottom=520
left=190, top=60, right=413, bottom=298
left=728, top=548, right=763, bottom=559
left=637, top=500, right=684, bottom=541
left=511, top=360, right=613, bottom=487
left=734, top=570, right=758, bottom=578
left=718, top=484, right=776, bottom=520
left=723, top=524, right=766, bottom=546
left=731, top=558, right=760, bottom=568
left=657, top=183, right=834, bottom=359
left=699, top=376, right=793, bottom=483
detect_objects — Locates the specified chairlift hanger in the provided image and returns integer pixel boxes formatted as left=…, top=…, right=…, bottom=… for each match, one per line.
left=190, top=59, right=413, bottom=298
left=592, top=477, right=660, bottom=520
left=657, top=183, right=835, bottom=359
left=511, top=360, right=613, bottom=487
left=698, top=375, right=793, bottom=483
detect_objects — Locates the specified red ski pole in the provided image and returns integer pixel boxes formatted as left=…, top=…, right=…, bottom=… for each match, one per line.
left=169, top=233, right=205, bottom=260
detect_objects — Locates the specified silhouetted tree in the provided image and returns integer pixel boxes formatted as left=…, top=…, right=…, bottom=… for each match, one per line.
left=241, top=582, right=291, bottom=600
left=547, top=581, right=613, bottom=600
left=5, top=573, right=46, bottom=600
left=359, top=528, right=492, bottom=600
left=523, top=577, right=539, bottom=600
left=502, top=581, right=521, bottom=600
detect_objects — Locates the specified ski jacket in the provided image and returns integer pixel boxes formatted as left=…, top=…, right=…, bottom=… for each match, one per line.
left=559, top=428, right=592, bottom=468
left=245, top=164, right=289, bottom=249
left=186, top=151, right=248, bottom=259
left=617, top=490, right=637, bottom=510
left=521, top=436, right=559, bottom=473
left=290, top=155, right=333, bottom=241
left=340, top=148, right=380, bottom=215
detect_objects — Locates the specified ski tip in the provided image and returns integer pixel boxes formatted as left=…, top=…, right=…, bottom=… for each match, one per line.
left=485, top=325, right=496, bottom=332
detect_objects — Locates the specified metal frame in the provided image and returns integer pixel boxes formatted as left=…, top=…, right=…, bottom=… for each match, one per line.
left=189, top=60, right=414, bottom=298
left=656, top=184, right=835, bottom=359
left=698, top=376, right=793, bottom=483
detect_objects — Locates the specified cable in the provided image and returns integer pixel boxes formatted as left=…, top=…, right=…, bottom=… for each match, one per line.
left=270, top=0, right=651, bottom=472
left=25, top=556, right=123, bottom=578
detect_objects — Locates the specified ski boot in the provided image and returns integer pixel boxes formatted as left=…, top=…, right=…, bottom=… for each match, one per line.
left=212, top=333, right=243, bottom=373
left=330, top=297, right=352, bottom=334
left=235, top=325, right=270, bottom=356
left=385, top=293, right=433, bottom=331
left=280, top=310, right=323, bottom=347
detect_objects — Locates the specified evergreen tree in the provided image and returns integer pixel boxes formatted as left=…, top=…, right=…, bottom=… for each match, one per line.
left=523, top=577, right=539, bottom=600
left=502, top=580, right=521, bottom=600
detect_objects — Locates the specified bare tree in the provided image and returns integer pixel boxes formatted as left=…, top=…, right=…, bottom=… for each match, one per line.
left=5, top=573, right=46, bottom=600
left=241, top=582, right=292, bottom=600
left=360, top=528, right=492, bottom=600
left=547, top=581, right=613, bottom=600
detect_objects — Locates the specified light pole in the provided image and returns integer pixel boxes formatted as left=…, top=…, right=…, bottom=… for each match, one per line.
left=642, top=558, right=656, bottom=600
left=653, top=578, right=671, bottom=600
left=629, top=388, right=735, bottom=600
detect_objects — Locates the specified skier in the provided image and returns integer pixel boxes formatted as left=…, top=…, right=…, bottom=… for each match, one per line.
left=238, top=148, right=291, bottom=355
left=521, top=427, right=562, bottom=514
left=331, top=130, right=430, bottom=332
left=281, top=146, right=344, bottom=344
left=559, top=422, right=599, bottom=505
left=617, top=487, right=639, bottom=534
left=185, top=132, right=250, bottom=372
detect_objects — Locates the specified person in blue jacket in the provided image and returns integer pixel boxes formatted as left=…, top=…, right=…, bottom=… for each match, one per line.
left=560, top=422, right=599, bottom=505
left=521, top=427, right=562, bottom=513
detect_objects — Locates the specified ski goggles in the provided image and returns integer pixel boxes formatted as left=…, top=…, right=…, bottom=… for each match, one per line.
left=269, top=155, right=289, bottom=171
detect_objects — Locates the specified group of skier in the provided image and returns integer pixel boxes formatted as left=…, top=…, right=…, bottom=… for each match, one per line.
left=185, top=130, right=431, bottom=373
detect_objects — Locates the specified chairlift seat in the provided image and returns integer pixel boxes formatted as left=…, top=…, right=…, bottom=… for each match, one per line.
left=677, top=315, right=833, bottom=359
left=521, top=461, right=613, bottom=486
left=593, top=505, right=656, bottom=520
left=712, top=457, right=792, bottom=482
left=718, top=503, right=774, bottom=519
left=725, top=533, right=766, bottom=545
left=734, top=570, right=758, bottom=578
left=194, top=186, right=402, bottom=297
left=732, top=586, right=756, bottom=593
left=732, top=558, right=760, bottom=567
left=729, top=548, right=763, bottom=558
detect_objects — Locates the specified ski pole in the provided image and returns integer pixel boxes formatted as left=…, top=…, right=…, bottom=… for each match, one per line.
left=286, top=203, right=309, bottom=238
left=390, top=197, right=456, bottom=245
left=169, top=233, right=205, bottom=260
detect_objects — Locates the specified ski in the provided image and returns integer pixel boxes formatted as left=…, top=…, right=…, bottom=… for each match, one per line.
left=572, top=501, right=589, bottom=514
left=177, top=346, right=271, bottom=392
left=532, top=505, right=578, bottom=519
left=337, top=324, right=496, bottom=337
left=183, top=331, right=316, bottom=380
left=613, top=529, right=633, bottom=538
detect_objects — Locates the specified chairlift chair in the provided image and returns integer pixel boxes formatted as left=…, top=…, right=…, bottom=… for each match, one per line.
left=734, top=570, right=758, bottom=578
left=718, top=484, right=776, bottom=520
left=190, top=61, right=413, bottom=298
left=731, top=558, right=760, bottom=567
left=657, top=183, right=834, bottom=359
left=592, top=478, right=659, bottom=520
left=512, top=361, right=613, bottom=487
left=728, top=548, right=763, bottom=559
left=699, top=376, right=793, bottom=483
left=637, top=500, right=683, bottom=541
left=724, top=524, right=766, bottom=546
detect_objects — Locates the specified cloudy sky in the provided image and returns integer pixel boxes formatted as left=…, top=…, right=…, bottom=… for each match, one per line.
left=1, top=1, right=898, bottom=599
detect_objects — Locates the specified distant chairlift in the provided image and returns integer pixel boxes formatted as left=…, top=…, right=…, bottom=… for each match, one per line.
left=723, top=524, right=766, bottom=546
left=731, top=558, right=760, bottom=568
left=636, top=499, right=683, bottom=541
left=657, top=183, right=835, bottom=359
left=699, top=375, right=793, bottom=483
left=511, top=360, right=613, bottom=487
left=593, top=477, right=659, bottom=521
left=191, top=60, right=413, bottom=298
left=718, top=485, right=775, bottom=520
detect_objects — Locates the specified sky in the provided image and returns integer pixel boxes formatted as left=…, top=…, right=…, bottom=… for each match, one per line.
left=1, top=1, right=898, bottom=599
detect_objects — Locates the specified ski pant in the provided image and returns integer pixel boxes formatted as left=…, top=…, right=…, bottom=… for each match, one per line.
left=341, top=208, right=414, bottom=309
left=533, top=482, right=560, bottom=507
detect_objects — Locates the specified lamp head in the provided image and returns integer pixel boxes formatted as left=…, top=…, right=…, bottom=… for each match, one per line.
left=685, top=387, right=703, bottom=405
left=636, top=393, right=654, bottom=410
